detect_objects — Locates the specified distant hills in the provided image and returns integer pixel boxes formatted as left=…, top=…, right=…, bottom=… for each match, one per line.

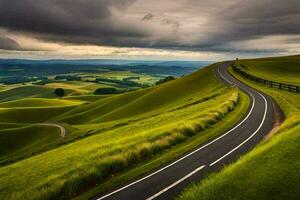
left=0, top=59, right=213, bottom=77
left=0, top=58, right=212, bottom=67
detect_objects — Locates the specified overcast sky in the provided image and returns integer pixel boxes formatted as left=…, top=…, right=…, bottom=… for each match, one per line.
left=0, top=0, right=299, bottom=60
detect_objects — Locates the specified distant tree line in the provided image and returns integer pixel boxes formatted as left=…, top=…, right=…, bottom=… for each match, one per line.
left=34, top=79, right=52, bottom=85
left=122, top=76, right=140, bottom=81
left=54, top=75, right=81, bottom=81
left=0, top=76, right=48, bottom=85
left=95, top=77, right=149, bottom=88
left=94, top=87, right=118, bottom=95
left=156, top=76, right=175, bottom=85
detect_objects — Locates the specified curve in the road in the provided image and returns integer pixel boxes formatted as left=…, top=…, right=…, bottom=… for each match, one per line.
left=36, top=123, right=66, bottom=137
left=95, top=62, right=282, bottom=200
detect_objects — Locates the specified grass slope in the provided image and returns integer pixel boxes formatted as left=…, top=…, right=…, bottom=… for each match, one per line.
left=44, top=81, right=102, bottom=95
left=0, top=63, right=250, bottom=199
left=0, top=125, right=61, bottom=165
left=0, top=123, right=26, bottom=129
left=0, top=98, right=85, bottom=108
left=238, top=55, right=300, bottom=85
left=178, top=55, right=300, bottom=200
left=64, top=95, right=109, bottom=102
left=0, top=85, right=83, bottom=102
left=0, top=98, right=85, bottom=123
left=0, top=86, right=56, bottom=102
left=57, top=66, right=223, bottom=124
left=0, top=107, right=81, bottom=124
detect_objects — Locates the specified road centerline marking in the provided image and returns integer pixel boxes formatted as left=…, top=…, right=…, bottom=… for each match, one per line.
left=210, top=92, right=268, bottom=166
left=146, top=165, right=206, bottom=200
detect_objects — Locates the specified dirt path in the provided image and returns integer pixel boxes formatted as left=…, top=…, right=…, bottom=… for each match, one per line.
left=37, top=123, right=66, bottom=137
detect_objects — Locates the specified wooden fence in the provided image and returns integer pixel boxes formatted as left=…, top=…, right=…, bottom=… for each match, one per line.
left=232, top=64, right=300, bottom=93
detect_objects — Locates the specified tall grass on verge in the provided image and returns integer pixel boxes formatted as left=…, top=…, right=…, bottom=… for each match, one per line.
left=8, top=90, right=239, bottom=200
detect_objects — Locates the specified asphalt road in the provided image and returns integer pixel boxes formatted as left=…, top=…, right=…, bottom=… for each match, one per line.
left=95, top=62, right=283, bottom=200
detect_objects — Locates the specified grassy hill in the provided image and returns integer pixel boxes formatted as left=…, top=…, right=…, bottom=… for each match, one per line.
left=0, top=63, right=250, bottom=199
left=56, top=66, right=224, bottom=124
left=0, top=98, right=85, bottom=108
left=0, top=98, right=87, bottom=164
left=0, top=86, right=56, bottom=102
left=44, top=81, right=107, bottom=95
left=0, top=123, right=25, bottom=129
left=178, top=55, right=300, bottom=200
left=237, top=55, right=300, bottom=85
left=64, top=95, right=109, bottom=102
left=0, top=125, right=61, bottom=165
left=0, top=98, right=85, bottom=123
left=0, top=85, right=79, bottom=102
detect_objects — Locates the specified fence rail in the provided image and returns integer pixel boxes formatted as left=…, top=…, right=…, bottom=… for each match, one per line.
left=232, top=63, right=300, bottom=93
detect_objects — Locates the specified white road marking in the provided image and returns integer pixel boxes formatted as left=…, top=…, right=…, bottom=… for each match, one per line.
left=217, top=66, right=231, bottom=85
left=97, top=65, right=256, bottom=200
left=146, top=165, right=206, bottom=200
left=210, top=92, right=268, bottom=166
left=37, top=123, right=66, bottom=137
left=217, top=65, right=248, bottom=91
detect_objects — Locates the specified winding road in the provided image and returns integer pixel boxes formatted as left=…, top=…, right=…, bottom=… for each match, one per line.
left=95, top=62, right=283, bottom=200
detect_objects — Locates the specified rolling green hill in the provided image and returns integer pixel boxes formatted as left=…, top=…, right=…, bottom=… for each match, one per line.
left=0, top=98, right=87, bottom=165
left=0, top=85, right=77, bottom=102
left=178, top=55, right=300, bottom=200
left=0, top=107, right=83, bottom=124
left=237, top=55, right=300, bottom=85
left=0, top=63, right=250, bottom=199
left=64, top=95, right=109, bottom=102
left=0, top=98, right=85, bottom=108
left=0, top=98, right=86, bottom=123
left=56, top=66, right=224, bottom=124
left=0, top=123, right=26, bottom=129
left=0, top=86, right=55, bottom=102
left=0, top=125, right=61, bottom=165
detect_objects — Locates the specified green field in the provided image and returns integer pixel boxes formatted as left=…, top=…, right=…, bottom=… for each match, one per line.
left=0, top=98, right=85, bottom=108
left=237, top=55, right=300, bottom=85
left=0, top=98, right=86, bottom=165
left=0, top=63, right=250, bottom=199
left=0, top=86, right=57, bottom=102
left=178, top=55, right=300, bottom=200
left=0, top=70, right=161, bottom=100
left=0, top=98, right=85, bottom=124
left=64, top=95, right=109, bottom=102
left=0, top=125, right=61, bottom=165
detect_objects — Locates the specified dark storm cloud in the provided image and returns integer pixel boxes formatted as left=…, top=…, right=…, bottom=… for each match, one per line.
left=0, top=0, right=299, bottom=52
left=0, top=35, right=20, bottom=50
left=0, top=0, right=151, bottom=46
left=200, top=0, right=300, bottom=46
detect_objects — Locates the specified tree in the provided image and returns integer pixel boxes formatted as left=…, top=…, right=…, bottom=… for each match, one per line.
left=55, top=88, right=65, bottom=99
left=156, top=76, right=175, bottom=85
left=94, top=87, right=117, bottom=95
